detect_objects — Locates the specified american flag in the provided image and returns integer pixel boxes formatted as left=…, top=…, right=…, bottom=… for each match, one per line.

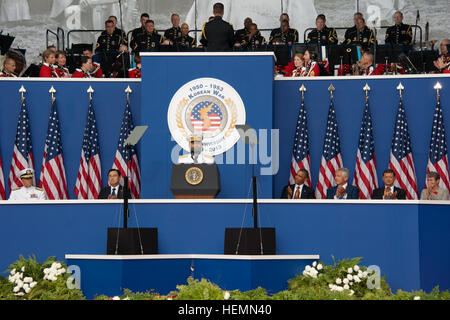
left=74, top=99, right=102, bottom=199
left=112, top=100, right=141, bottom=199
left=425, top=99, right=449, bottom=191
left=315, top=100, right=343, bottom=199
left=190, top=101, right=223, bottom=133
left=8, top=101, right=35, bottom=192
left=389, top=100, right=418, bottom=199
left=352, top=101, right=378, bottom=199
left=38, top=100, right=68, bottom=199
left=0, top=152, right=5, bottom=200
left=289, top=96, right=312, bottom=186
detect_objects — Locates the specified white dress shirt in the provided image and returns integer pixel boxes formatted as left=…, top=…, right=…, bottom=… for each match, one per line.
left=292, top=184, right=304, bottom=199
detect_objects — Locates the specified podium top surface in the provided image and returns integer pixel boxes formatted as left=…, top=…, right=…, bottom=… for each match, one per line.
left=65, top=254, right=320, bottom=261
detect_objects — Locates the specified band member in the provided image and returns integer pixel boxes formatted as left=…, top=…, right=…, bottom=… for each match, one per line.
left=39, top=49, right=56, bottom=78
left=54, top=51, right=70, bottom=78
left=106, top=15, right=128, bottom=47
left=234, top=17, right=253, bottom=47
left=242, top=23, right=266, bottom=51
left=433, top=39, right=450, bottom=73
left=134, top=20, right=164, bottom=52
left=71, top=56, right=92, bottom=78
left=174, top=23, right=196, bottom=48
left=200, top=3, right=234, bottom=52
left=290, top=53, right=305, bottom=77
left=385, top=11, right=412, bottom=46
left=128, top=54, right=141, bottom=78
left=344, top=16, right=375, bottom=47
left=269, top=18, right=298, bottom=45
left=95, top=19, right=128, bottom=54
left=353, top=51, right=376, bottom=75
left=9, top=169, right=47, bottom=201
left=178, top=135, right=214, bottom=164
left=164, top=13, right=182, bottom=43
left=130, top=13, right=150, bottom=52
left=0, top=57, right=17, bottom=77
left=82, top=48, right=103, bottom=78
left=269, top=13, right=298, bottom=45
left=301, top=49, right=320, bottom=77
left=306, top=14, right=338, bottom=45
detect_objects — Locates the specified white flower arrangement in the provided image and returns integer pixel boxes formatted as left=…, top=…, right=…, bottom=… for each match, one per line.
left=329, top=264, right=369, bottom=296
left=224, top=291, right=231, bottom=300
left=8, top=268, right=37, bottom=296
left=43, top=262, right=66, bottom=281
left=302, top=261, right=323, bottom=279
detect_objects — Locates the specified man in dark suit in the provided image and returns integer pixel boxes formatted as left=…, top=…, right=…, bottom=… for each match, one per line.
left=98, top=169, right=130, bottom=199
left=326, top=168, right=360, bottom=199
left=200, top=2, right=234, bottom=52
left=281, top=169, right=315, bottom=199
left=372, top=169, right=407, bottom=200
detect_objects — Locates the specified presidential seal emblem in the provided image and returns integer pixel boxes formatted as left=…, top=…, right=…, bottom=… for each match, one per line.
left=185, top=166, right=204, bottom=185
left=168, top=78, right=246, bottom=156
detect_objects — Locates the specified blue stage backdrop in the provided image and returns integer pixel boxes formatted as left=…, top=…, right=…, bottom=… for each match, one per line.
left=0, top=79, right=141, bottom=199
left=274, top=75, right=450, bottom=199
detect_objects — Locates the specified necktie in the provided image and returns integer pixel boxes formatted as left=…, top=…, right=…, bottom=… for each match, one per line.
left=111, top=187, right=116, bottom=196
left=294, top=186, right=300, bottom=199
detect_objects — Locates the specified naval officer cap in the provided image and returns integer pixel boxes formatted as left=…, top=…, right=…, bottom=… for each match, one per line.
left=19, top=168, right=34, bottom=179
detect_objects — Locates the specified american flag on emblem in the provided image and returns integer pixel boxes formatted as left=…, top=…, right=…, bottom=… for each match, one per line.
left=389, top=100, right=418, bottom=199
left=8, top=101, right=35, bottom=192
left=315, top=100, right=344, bottom=199
left=74, top=100, right=102, bottom=199
left=38, top=101, right=68, bottom=199
left=289, top=97, right=312, bottom=187
left=0, top=152, right=5, bottom=200
left=190, top=101, right=223, bottom=132
left=112, top=100, right=141, bottom=199
left=352, top=101, right=378, bottom=199
left=425, top=99, right=450, bottom=191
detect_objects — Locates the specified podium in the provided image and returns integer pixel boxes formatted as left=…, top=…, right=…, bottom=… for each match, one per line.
left=170, top=163, right=220, bottom=199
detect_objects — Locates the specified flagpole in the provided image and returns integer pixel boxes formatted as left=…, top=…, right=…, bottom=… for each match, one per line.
left=397, top=82, right=404, bottom=101
left=363, top=83, right=370, bottom=104
left=19, top=85, right=26, bottom=104
left=123, top=86, right=133, bottom=228
left=434, top=82, right=442, bottom=104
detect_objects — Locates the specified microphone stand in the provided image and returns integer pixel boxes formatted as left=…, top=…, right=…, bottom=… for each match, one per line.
left=413, top=10, right=419, bottom=47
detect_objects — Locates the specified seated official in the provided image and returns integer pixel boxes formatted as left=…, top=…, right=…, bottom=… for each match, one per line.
left=0, top=57, right=18, bottom=77
left=326, top=168, right=360, bottom=199
left=98, top=169, right=130, bottom=200
left=372, top=169, right=407, bottom=200
left=420, top=171, right=450, bottom=200
left=281, top=169, right=315, bottom=199
left=306, top=14, right=338, bottom=45
left=178, top=135, right=214, bottom=164
left=9, top=169, right=47, bottom=200
left=385, top=11, right=412, bottom=46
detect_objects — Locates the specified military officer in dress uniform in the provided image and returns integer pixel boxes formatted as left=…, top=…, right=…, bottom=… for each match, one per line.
left=178, top=136, right=215, bottom=164
left=174, top=23, right=196, bottom=48
left=385, top=11, right=412, bottom=46
left=106, top=15, right=128, bottom=47
left=344, top=16, right=375, bottom=47
left=200, top=3, right=234, bottom=52
left=306, top=14, right=338, bottom=45
left=134, top=20, right=164, bottom=52
left=9, top=169, right=47, bottom=200
left=164, top=13, right=182, bottom=44
left=130, top=13, right=149, bottom=52
left=95, top=19, right=127, bottom=54
left=234, top=17, right=253, bottom=46
left=269, top=19, right=298, bottom=45
left=242, top=23, right=266, bottom=51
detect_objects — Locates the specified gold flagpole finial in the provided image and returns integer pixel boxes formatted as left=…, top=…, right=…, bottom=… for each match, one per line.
left=299, top=84, right=306, bottom=103
left=49, top=86, right=56, bottom=104
left=19, top=85, right=26, bottom=103
left=328, top=84, right=335, bottom=100
left=397, top=82, right=404, bottom=100
left=125, top=85, right=132, bottom=102
left=363, top=83, right=371, bottom=103
left=87, top=85, right=94, bottom=101
left=434, top=82, right=442, bottom=103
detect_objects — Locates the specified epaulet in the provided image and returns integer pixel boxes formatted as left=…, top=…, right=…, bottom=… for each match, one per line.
left=35, top=187, right=43, bottom=191
left=179, top=154, right=189, bottom=158
left=12, top=187, right=20, bottom=191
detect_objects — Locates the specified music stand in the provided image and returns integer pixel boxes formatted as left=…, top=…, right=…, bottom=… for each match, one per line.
left=0, top=34, right=15, bottom=55
left=259, top=44, right=290, bottom=66
left=375, top=44, right=405, bottom=64
left=71, top=43, right=93, bottom=54
left=292, top=43, right=320, bottom=61
left=397, top=53, right=418, bottom=74
left=408, top=50, right=439, bottom=73
left=328, top=44, right=359, bottom=75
